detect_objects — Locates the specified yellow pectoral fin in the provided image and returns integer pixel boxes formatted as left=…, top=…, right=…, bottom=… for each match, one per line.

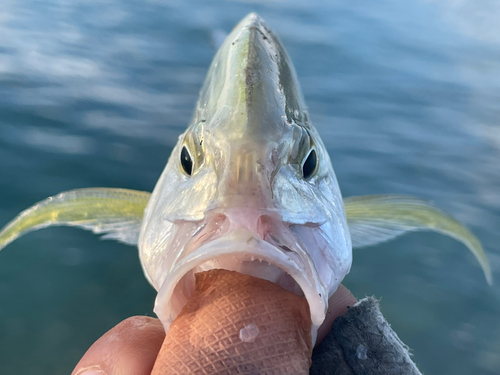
left=344, top=194, right=492, bottom=285
left=0, top=188, right=151, bottom=251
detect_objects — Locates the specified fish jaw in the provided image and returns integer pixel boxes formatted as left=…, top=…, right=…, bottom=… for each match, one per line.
left=147, top=208, right=351, bottom=344
left=145, top=205, right=350, bottom=344
left=138, top=13, right=352, bottom=343
left=153, top=226, right=327, bottom=343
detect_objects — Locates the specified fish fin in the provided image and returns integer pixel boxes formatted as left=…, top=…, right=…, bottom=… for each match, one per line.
left=344, top=194, right=492, bottom=285
left=0, top=188, right=151, bottom=251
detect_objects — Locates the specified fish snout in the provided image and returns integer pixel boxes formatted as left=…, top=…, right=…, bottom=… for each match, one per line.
left=203, top=206, right=281, bottom=240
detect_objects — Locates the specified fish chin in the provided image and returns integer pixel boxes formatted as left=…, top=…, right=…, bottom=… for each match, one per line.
left=153, top=228, right=327, bottom=343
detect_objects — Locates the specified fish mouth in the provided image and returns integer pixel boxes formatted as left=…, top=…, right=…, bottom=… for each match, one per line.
left=154, top=228, right=327, bottom=343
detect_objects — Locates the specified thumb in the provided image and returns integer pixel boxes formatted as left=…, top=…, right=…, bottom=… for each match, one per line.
left=316, top=284, right=357, bottom=344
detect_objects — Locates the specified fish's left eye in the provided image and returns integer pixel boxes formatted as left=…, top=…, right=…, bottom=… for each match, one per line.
left=180, top=146, right=193, bottom=176
left=302, top=148, right=317, bottom=179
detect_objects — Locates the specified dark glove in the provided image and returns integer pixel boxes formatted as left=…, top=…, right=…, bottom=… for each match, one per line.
left=311, top=297, right=422, bottom=375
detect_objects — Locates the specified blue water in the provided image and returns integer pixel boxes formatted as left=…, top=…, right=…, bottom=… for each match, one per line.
left=1, top=1, right=499, bottom=374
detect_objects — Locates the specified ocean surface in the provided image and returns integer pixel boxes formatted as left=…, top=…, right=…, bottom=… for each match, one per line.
left=1, top=1, right=499, bottom=374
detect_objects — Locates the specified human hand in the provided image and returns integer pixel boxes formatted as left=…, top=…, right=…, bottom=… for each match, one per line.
left=71, top=284, right=356, bottom=375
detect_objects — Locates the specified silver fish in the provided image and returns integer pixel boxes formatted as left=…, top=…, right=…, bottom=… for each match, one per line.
left=0, top=13, right=491, bottom=344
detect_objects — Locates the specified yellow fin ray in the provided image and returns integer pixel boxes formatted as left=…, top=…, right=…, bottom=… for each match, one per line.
left=0, top=188, right=151, bottom=251
left=344, top=195, right=492, bottom=285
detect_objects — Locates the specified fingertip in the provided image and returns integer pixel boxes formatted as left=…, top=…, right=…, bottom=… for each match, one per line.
left=316, top=284, right=357, bottom=344
left=72, top=316, right=165, bottom=375
left=74, top=365, right=106, bottom=375
left=327, top=284, right=357, bottom=317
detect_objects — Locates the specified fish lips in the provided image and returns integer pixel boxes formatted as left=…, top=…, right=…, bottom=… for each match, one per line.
left=154, top=228, right=327, bottom=344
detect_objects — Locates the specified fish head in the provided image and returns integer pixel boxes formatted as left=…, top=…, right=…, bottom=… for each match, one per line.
left=138, top=13, right=352, bottom=341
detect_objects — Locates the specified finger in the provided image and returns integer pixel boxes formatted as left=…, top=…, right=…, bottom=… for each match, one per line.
left=71, top=316, right=165, bottom=375
left=316, top=284, right=357, bottom=344
left=151, top=270, right=313, bottom=375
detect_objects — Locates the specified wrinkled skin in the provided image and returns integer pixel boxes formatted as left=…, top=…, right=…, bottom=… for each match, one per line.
left=70, top=282, right=357, bottom=375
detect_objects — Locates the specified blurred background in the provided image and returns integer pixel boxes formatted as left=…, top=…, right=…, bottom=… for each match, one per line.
left=0, top=0, right=499, bottom=374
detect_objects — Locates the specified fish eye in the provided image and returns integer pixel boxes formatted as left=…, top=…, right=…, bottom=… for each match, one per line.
left=302, top=148, right=318, bottom=179
left=180, top=146, right=193, bottom=176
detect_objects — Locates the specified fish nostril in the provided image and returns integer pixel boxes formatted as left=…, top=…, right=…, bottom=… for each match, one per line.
left=202, top=208, right=283, bottom=243
left=211, top=213, right=227, bottom=227
left=257, top=214, right=274, bottom=239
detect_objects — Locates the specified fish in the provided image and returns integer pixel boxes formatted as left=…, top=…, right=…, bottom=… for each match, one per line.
left=0, top=13, right=492, bottom=346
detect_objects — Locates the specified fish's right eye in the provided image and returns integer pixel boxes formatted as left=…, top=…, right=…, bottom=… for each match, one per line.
left=302, top=148, right=318, bottom=179
left=180, top=146, right=193, bottom=176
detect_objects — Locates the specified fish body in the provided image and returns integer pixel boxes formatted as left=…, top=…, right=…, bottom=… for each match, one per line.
left=140, top=14, right=350, bottom=339
left=0, top=13, right=491, bottom=346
